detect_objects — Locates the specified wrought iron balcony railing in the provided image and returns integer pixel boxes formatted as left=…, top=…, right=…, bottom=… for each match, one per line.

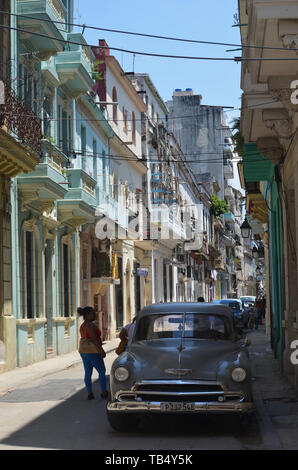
left=0, top=78, right=42, bottom=155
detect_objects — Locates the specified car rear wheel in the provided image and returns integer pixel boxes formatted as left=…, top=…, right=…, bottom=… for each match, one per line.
left=107, top=410, right=139, bottom=432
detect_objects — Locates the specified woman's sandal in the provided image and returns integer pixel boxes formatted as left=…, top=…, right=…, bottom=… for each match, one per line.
left=101, top=390, right=108, bottom=399
left=88, top=392, right=95, bottom=400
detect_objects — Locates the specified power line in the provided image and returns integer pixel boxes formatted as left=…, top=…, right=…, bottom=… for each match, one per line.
left=0, top=98, right=280, bottom=124
left=2, top=23, right=298, bottom=62
left=2, top=11, right=298, bottom=53
left=48, top=145, right=273, bottom=165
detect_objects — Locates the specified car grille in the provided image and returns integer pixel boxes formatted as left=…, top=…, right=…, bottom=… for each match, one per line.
left=116, top=380, right=243, bottom=403
left=136, top=382, right=224, bottom=393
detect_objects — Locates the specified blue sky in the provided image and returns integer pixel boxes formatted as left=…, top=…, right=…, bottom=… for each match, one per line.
left=73, top=0, right=241, bottom=123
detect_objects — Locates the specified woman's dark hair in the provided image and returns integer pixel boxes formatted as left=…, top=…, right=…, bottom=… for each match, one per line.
left=77, top=306, right=95, bottom=319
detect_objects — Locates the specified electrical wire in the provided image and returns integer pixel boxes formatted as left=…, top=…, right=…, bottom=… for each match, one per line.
left=2, top=23, right=298, bottom=61
left=2, top=11, right=298, bottom=53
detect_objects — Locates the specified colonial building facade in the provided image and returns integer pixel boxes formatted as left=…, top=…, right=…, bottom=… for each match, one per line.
left=238, top=0, right=298, bottom=390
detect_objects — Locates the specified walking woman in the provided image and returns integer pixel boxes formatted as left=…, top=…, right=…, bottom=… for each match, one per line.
left=78, top=307, right=108, bottom=400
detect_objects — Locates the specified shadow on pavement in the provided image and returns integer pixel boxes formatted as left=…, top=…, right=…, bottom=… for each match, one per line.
left=0, top=385, right=263, bottom=450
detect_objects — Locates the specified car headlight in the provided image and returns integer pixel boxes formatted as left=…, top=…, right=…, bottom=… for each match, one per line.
left=114, top=367, right=129, bottom=382
left=231, top=367, right=247, bottom=382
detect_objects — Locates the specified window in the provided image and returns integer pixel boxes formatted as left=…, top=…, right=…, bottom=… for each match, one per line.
left=151, top=103, right=155, bottom=120
left=163, top=263, right=167, bottom=302
left=22, top=228, right=40, bottom=320
left=102, top=149, right=107, bottom=192
left=132, top=111, right=136, bottom=144
left=57, top=104, right=72, bottom=154
left=81, top=125, right=87, bottom=170
left=43, top=94, right=52, bottom=138
left=112, top=86, right=118, bottom=123
left=135, top=314, right=232, bottom=341
left=92, top=138, right=97, bottom=179
left=18, top=63, right=39, bottom=113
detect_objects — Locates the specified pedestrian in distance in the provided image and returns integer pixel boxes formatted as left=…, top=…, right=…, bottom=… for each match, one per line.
left=78, top=306, right=108, bottom=400
left=248, top=306, right=254, bottom=329
left=253, top=303, right=259, bottom=330
left=119, top=316, right=137, bottom=351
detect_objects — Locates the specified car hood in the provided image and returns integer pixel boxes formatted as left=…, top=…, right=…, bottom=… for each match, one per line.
left=128, top=339, right=240, bottom=381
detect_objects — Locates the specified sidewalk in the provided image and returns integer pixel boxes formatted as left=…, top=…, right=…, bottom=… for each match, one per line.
left=0, top=337, right=120, bottom=396
left=248, top=326, right=298, bottom=450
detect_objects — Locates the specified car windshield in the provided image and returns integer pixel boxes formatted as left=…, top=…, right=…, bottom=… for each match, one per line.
left=135, top=313, right=233, bottom=341
left=226, top=302, right=241, bottom=311
left=241, top=297, right=255, bottom=302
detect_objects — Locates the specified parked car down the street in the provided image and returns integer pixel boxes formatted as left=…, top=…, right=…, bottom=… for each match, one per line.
left=107, top=302, right=253, bottom=432
left=211, top=299, right=246, bottom=326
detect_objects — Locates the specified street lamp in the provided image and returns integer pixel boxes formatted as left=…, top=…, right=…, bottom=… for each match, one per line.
left=240, top=217, right=252, bottom=239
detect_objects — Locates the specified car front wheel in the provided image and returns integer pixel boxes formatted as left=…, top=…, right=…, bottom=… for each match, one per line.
left=107, top=409, right=139, bottom=432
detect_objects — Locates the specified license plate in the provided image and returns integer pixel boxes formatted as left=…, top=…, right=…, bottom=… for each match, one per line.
left=160, top=402, right=195, bottom=412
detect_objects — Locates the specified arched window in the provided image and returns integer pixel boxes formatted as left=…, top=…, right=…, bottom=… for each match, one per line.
left=112, top=86, right=118, bottom=123
left=132, top=111, right=136, bottom=144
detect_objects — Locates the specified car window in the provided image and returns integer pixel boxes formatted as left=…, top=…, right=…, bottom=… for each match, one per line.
left=135, top=313, right=233, bottom=341
left=228, top=302, right=240, bottom=311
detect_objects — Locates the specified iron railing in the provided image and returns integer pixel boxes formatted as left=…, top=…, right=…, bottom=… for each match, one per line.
left=0, top=77, right=42, bottom=155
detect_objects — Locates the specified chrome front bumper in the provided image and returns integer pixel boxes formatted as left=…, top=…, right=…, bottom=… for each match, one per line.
left=107, top=400, right=253, bottom=413
left=108, top=380, right=253, bottom=414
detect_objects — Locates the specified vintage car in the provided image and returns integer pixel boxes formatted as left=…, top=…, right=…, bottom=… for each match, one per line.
left=212, top=299, right=244, bottom=323
left=107, top=302, right=253, bottom=431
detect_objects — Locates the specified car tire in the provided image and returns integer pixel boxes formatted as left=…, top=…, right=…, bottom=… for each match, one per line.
left=107, top=409, right=139, bottom=432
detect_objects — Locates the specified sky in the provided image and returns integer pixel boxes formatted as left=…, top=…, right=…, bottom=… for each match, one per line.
left=73, top=0, right=242, bottom=125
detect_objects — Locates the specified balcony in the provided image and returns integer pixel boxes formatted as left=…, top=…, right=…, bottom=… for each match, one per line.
left=221, top=234, right=235, bottom=247
left=96, top=188, right=129, bottom=232
left=57, top=168, right=96, bottom=228
left=17, top=0, right=68, bottom=60
left=55, top=33, right=94, bottom=96
left=223, top=159, right=234, bottom=179
left=0, top=78, right=41, bottom=177
left=17, top=140, right=68, bottom=212
left=224, top=211, right=236, bottom=224
left=224, top=185, right=234, bottom=200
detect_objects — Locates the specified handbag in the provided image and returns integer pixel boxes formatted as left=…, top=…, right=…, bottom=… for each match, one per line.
left=79, top=337, right=101, bottom=354
left=115, top=337, right=128, bottom=355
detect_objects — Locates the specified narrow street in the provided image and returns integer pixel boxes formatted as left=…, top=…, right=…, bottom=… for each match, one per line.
left=0, top=350, right=261, bottom=451
left=1, top=327, right=295, bottom=451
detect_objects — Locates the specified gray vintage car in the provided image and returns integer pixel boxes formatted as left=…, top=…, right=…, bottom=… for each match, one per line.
left=107, top=302, right=253, bottom=431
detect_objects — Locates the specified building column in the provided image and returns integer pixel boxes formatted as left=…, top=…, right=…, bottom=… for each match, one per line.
left=281, top=186, right=297, bottom=382
left=294, top=163, right=298, bottom=391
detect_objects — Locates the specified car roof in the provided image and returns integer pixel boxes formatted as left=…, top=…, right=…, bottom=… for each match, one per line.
left=138, top=302, right=234, bottom=319
left=212, top=299, right=241, bottom=304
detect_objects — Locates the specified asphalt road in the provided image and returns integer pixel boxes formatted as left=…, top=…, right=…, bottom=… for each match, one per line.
left=0, top=351, right=263, bottom=450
